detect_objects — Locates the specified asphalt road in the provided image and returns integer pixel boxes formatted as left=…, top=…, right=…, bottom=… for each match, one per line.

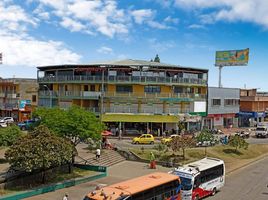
left=208, top=156, right=268, bottom=200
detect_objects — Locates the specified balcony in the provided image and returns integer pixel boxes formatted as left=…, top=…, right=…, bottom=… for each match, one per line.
left=38, top=75, right=207, bottom=86
left=39, top=90, right=206, bottom=101
left=0, top=93, right=18, bottom=99
left=82, top=106, right=190, bottom=115
left=39, top=90, right=101, bottom=100
left=105, top=92, right=206, bottom=101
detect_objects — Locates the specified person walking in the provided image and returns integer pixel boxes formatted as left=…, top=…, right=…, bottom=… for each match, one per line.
left=96, top=148, right=101, bottom=160
left=63, top=194, right=69, bottom=200
left=118, top=129, right=122, bottom=140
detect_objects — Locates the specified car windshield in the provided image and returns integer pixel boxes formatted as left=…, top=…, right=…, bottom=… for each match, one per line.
left=179, top=177, right=193, bottom=191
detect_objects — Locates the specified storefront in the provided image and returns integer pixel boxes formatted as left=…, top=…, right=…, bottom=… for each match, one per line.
left=203, top=113, right=238, bottom=129
left=238, top=111, right=266, bottom=127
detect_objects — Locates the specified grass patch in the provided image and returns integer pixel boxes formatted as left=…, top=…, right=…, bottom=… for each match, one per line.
left=130, top=144, right=268, bottom=171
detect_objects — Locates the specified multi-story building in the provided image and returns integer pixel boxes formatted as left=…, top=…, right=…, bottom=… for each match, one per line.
left=37, top=59, right=208, bottom=135
left=203, top=87, right=240, bottom=129
left=0, top=78, right=38, bottom=121
left=239, top=89, right=268, bottom=127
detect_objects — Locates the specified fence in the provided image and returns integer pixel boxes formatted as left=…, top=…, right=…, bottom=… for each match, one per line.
left=0, top=164, right=107, bottom=200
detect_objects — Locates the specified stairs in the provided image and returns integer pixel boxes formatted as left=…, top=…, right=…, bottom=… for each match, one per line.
left=76, top=150, right=126, bottom=167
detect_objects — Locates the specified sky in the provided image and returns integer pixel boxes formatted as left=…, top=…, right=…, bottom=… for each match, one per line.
left=0, top=0, right=268, bottom=90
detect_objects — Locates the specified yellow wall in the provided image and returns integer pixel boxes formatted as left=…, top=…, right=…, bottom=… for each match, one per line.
left=161, top=86, right=171, bottom=94
left=108, top=84, right=116, bottom=92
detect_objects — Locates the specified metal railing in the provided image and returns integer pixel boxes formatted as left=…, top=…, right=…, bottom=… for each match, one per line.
left=38, top=75, right=207, bottom=85
left=39, top=90, right=206, bottom=100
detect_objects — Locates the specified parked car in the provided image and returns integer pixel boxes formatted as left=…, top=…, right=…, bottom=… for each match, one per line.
left=0, top=121, right=7, bottom=128
left=132, top=134, right=154, bottom=144
left=17, top=120, right=37, bottom=130
left=161, top=134, right=180, bottom=144
left=196, top=140, right=216, bottom=147
left=0, top=117, right=14, bottom=124
left=235, top=131, right=250, bottom=139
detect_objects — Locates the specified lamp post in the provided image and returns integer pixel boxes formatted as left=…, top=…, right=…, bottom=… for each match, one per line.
left=43, top=85, right=52, bottom=108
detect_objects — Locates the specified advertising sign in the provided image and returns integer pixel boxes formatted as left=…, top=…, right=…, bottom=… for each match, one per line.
left=215, top=48, right=249, bottom=66
left=19, top=100, right=31, bottom=111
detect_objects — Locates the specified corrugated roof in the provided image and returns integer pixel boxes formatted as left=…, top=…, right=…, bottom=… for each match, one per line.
left=37, top=59, right=208, bottom=72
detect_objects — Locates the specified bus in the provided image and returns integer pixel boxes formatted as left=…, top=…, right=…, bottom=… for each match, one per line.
left=170, top=157, right=225, bottom=200
left=84, top=172, right=181, bottom=200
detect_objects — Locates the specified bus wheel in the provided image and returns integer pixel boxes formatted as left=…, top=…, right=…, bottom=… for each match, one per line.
left=212, top=188, right=217, bottom=196
left=194, top=195, right=199, bottom=200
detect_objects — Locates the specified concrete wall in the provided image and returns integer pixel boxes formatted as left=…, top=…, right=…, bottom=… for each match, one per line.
left=208, top=87, right=240, bottom=115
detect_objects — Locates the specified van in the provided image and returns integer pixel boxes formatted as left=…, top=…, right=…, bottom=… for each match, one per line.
left=255, top=126, right=268, bottom=138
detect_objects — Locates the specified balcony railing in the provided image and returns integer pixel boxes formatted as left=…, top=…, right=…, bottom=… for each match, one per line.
left=82, top=107, right=190, bottom=115
left=39, top=90, right=206, bottom=100
left=38, top=75, right=207, bottom=85
left=0, top=93, right=18, bottom=98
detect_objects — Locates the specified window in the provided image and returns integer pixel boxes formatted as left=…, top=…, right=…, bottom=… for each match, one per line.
left=173, top=86, right=183, bottom=93
left=90, top=85, right=95, bottom=91
left=212, top=99, right=221, bottom=106
left=116, top=85, right=132, bottom=93
left=224, top=99, right=239, bottom=106
left=32, top=95, right=36, bottom=102
left=84, top=85, right=89, bottom=91
left=144, top=86, right=161, bottom=93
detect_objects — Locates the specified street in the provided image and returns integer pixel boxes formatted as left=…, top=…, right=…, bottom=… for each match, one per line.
left=208, top=156, right=268, bottom=200
left=24, top=155, right=268, bottom=200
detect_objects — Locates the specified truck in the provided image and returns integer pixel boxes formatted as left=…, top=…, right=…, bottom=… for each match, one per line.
left=255, top=123, right=268, bottom=138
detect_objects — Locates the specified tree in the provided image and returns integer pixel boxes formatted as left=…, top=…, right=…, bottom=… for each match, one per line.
left=0, top=125, right=22, bottom=146
left=5, top=125, right=73, bottom=183
left=154, top=54, right=160, bottom=62
left=33, top=106, right=104, bottom=146
left=170, top=136, right=196, bottom=159
left=196, top=129, right=215, bottom=156
left=228, top=135, right=249, bottom=152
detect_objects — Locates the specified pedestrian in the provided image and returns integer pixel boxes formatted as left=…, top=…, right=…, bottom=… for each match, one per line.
left=115, top=127, right=119, bottom=136
left=118, top=129, right=122, bottom=140
left=149, top=152, right=156, bottom=169
left=63, top=193, right=68, bottom=200
left=96, top=148, right=101, bottom=160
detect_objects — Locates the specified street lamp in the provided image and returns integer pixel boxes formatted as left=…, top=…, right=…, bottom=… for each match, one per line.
left=43, top=85, right=52, bottom=108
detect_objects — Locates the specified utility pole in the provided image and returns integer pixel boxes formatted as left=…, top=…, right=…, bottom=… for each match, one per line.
left=218, top=65, right=223, bottom=88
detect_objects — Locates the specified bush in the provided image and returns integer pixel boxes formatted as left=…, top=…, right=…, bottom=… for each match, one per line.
left=0, top=125, right=22, bottom=146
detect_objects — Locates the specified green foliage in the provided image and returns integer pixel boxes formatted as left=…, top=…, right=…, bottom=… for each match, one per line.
left=154, top=54, right=160, bottom=62
left=0, top=125, right=22, bottom=146
left=196, top=129, right=215, bottom=143
left=5, top=125, right=73, bottom=173
left=177, top=122, right=185, bottom=134
left=228, top=135, right=249, bottom=152
left=33, top=106, right=104, bottom=145
left=170, top=136, right=196, bottom=159
left=153, top=143, right=168, bottom=156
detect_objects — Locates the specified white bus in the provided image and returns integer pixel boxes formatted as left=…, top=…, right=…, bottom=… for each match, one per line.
left=170, top=157, right=225, bottom=200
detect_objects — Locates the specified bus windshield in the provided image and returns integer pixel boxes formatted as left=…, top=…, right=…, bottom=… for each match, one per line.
left=180, top=177, right=192, bottom=191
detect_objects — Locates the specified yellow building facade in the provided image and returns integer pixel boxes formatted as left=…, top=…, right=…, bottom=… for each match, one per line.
left=37, top=59, right=208, bottom=135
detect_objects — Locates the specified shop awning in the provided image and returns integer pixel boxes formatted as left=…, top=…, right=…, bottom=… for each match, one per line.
left=101, top=114, right=179, bottom=123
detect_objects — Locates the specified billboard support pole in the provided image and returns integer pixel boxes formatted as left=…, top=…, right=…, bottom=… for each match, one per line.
left=218, top=65, right=223, bottom=88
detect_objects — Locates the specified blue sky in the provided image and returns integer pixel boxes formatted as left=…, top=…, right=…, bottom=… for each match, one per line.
left=1, top=0, right=268, bottom=90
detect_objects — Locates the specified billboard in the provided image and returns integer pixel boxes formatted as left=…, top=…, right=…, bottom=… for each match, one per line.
left=215, top=48, right=249, bottom=66
left=19, top=100, right=31, bottom=111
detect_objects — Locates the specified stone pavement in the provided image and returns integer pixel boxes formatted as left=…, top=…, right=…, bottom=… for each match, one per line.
left=25, top=160, right=171, bottom=200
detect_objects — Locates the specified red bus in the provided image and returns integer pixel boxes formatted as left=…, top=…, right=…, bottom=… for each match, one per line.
left=84, top=172, right=181, bottom=200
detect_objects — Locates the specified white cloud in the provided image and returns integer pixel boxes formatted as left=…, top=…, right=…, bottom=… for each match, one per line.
left=60, top=17, right=87, bottom=32
left=188, top=24, right=206, bottom=29
left=131, top=9, right=154, bottom=24
left=0, top=1, right=81, bottom=67
left=97, top=46, right=114, bottom=54
left=148, top=38, right=175, bottom=52
left=35, top=0, right=129, bottom=38
left=164, top=16, right=179, bottom=24
left=147, top=21, right=170, bottom=29
left=174, top=0, right=268, bottom=28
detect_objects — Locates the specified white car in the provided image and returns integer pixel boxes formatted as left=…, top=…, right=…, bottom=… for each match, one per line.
left=0, top=121, right=7, bottom=128
left=0, top=117, right=14, bottom=124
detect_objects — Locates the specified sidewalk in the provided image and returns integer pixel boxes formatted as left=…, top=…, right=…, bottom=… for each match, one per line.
left=25, top=161, right=171, bottom=200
